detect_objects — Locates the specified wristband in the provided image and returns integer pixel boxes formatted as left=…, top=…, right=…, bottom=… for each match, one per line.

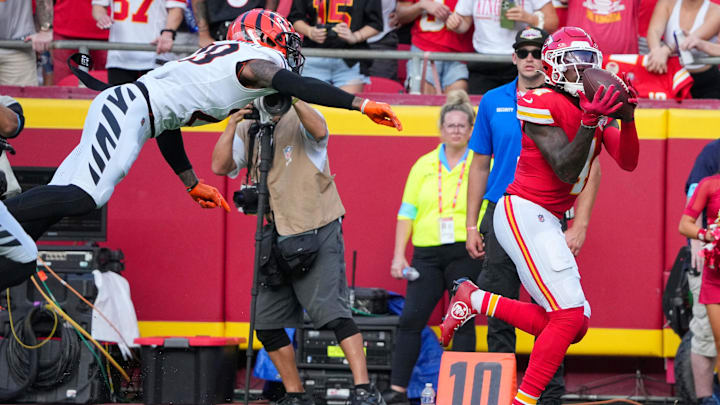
left=698, top=228, right=708, bottom=241
left=466, top=226, right=477, bottom=231
left=161, top=29, right=177, bottom=40
left=186, top=180, right=199, bottom=193
left=580, top=112, right=600, bottom=128
left=360, top=99, right=370, bottom=114
left=533, top=11, right=545, bottom=29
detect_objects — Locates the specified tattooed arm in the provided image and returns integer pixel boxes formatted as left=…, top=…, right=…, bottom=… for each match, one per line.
left=240, top=59, right=364, bottom=110
left=239, top=59, right=401, bottom=129
left=524, top=122, right=596, bottom=184
left=191, top=0, right=215, bottom=47
left=25, top=0, right=53, bottom=52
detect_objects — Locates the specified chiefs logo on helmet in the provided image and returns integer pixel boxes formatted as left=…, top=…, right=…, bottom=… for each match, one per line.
left=541, top=26, right=602, bottom=96
left=226, top=9, right=305, bottom=74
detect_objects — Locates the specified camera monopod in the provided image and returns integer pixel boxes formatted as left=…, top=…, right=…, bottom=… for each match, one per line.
left=244, top=119, right=275, bottom=405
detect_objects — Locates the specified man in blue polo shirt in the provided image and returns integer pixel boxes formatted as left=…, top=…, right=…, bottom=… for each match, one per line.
left=464, top=26, right=601, bottom=405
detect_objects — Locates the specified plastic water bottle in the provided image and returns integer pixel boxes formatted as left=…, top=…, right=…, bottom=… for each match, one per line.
left=402, top=266, right=420, bottom=281
left=420, top=383, right=436, bottom=404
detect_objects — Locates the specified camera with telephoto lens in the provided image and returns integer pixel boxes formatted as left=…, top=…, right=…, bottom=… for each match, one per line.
left=233, top=184, right=259, bottom=214
left=244, top=93, right=293, bottom=123
left=316, top=23, right=338, bottom=40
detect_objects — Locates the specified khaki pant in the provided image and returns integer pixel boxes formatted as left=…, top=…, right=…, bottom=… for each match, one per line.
left=0, top=48, right=38, bottom=86
left=689, top=266, right=717, bottom=357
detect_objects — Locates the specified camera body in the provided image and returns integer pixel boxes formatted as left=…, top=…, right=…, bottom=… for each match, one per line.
left=317, top=23, right=338, bottom=40
left=244, top=93, right=293, bottom=124
left=233, top=184, right=259, bottom=214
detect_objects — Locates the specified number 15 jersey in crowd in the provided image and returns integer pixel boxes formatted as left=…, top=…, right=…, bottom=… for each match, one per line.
left=510, top=87, right=603, bottom=216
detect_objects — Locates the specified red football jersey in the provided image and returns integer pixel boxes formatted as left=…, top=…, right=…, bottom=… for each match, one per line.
left=510, top=87, right=603, bottom=216
left=410, top=0, right=474, bottom=53
left=603, top=54, right=693, bottom=100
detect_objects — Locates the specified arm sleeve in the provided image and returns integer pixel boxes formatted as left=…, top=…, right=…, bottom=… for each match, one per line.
left=601, top=120, right=639, bottom=171
left=155, top=129, right=193, bottom=175
left=468, top=100, right=492, bottom=155
left=5, top=102, right=24, bottom=138
left=166, top=0, right=187, bottom=9
left=228, top=133, right=247, bottom=179
left=288, top=0, right=309, bottom=24
left=398, top=160, right=423, bottom=220
left=363, top=0, right=384, bottom=32
left=684, top=178, right=712, bottom=219
left=271, top=69, right=355, bottom=110
left=454, top=0, right=473, bottom=16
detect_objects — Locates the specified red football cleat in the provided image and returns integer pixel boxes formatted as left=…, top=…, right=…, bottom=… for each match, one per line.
left=440, top=280, right=480, bottom=347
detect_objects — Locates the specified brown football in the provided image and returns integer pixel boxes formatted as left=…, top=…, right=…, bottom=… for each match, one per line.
left=582, top=67, right=633, bottom=121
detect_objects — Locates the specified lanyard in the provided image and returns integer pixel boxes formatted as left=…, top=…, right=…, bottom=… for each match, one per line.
left=438, top=157, right=467, bottom=215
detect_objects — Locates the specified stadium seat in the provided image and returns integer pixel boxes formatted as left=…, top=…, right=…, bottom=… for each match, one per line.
left=364, top=76, right=404, bottom=93
left=56, top=70, right=108, bottom=87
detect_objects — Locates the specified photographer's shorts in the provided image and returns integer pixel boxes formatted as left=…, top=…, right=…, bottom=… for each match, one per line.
left=255, top=219, right=352, bottom=330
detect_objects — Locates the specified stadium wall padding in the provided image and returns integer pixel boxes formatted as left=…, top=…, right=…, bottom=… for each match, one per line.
left=7, top=94, right=714, bottom=356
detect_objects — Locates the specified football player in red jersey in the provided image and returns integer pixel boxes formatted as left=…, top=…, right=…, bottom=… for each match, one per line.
left=440, top=27, right=639, bottom=405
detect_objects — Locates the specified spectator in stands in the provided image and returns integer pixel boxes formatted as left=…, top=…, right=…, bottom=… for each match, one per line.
left=647, top=0, right=720, bottom=98
left=680, top=139, right=720, bottom=405
left=192, top=0, right=278, bottom=47
left=396, top=0, right=473, bottom=94
left=53, top=0, right=109, bottom=85
left=91, top=0, right=186, bottom=85
left=365, top=0, right=400, bottom=81
left=383, top=90, right=480, bottom=405
left=289, top=0, right=383, bottom=93
left=446, top=0, right=557, bottom=94
left=640, top=0, right=661, bottom=53
left=211, top=100, right=386, bottom=405
left=465, top=27, right=600, bottom=405
left=566, top=0, right=640, bottom=55
left=0, top=0, right=53, bottom=86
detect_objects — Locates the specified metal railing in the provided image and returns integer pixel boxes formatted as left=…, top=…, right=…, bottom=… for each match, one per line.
left=0, top=39, right=511, bottom=93
left=3, top=39, right=720, bottom=93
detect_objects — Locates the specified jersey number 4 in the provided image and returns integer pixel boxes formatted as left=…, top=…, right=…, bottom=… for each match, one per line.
left=113, top=0, right=154, bottom=23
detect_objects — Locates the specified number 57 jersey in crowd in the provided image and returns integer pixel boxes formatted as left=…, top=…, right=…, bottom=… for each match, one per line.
left=139, top=41, right=290, bottom=132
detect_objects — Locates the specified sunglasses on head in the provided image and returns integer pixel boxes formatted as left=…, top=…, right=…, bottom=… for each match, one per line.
left=516, top=48, right=542, bottom=59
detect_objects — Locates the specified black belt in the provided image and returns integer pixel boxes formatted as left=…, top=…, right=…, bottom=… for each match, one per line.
left=132, top=81, right=156, bottom=138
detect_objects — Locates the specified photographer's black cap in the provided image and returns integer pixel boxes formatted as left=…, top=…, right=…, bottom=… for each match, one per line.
left=513, top=26, right=549, bottom=49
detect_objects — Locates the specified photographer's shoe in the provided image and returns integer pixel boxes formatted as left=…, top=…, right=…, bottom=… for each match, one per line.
left=275, top=392, right=315, bottom=405
left=351, top=386, right=386, bottom=405
left=382, top=389, right=410, bottom=405
left=440, top=279, right=480, bottom=347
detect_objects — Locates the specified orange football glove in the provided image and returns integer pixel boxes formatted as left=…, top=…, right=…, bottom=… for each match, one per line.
left=188, top=181, right=230, bottom=212
left=360, top=99, right=403, bottom=131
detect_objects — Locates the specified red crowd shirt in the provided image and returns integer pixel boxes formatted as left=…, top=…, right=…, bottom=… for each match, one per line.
left=603, top=54, right=693, bottom=100
left=409, top=0, right=474, bottom=53
left=637, top=0, right=658, bottom=37
left=566, top=0, right=640, bottom=54
left=510, top=87, right=604, bottom=217
left=54, top=0, right=110, bottom=40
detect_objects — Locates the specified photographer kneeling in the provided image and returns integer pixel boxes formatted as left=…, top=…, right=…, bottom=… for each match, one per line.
left=212, top=98, right=385, bottom=405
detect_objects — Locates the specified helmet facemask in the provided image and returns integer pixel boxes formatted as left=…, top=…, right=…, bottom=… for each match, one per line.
left=544, top=46, right=602, bottom=96
left=281, top=32, right=305, bottom=74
